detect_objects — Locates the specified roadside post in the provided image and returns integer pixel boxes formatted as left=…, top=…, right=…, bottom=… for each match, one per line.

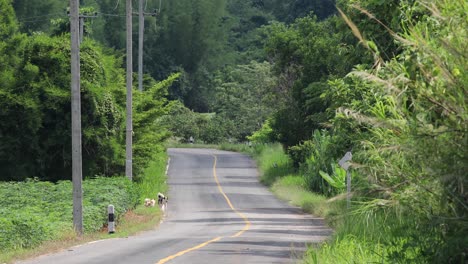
left=108, top=205, right=115, bottom=234
left=338, top=151, right=352, bottom=209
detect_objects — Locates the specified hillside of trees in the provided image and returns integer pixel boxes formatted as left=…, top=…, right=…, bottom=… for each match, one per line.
left=0, top=0, right=466, bottom=262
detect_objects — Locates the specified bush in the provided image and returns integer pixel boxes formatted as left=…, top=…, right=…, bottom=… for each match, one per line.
left=0, top=177, right=138, bottom=252
left=299, top=130, right=337, bottom=196
left=288, top=139, right=315, bottom=168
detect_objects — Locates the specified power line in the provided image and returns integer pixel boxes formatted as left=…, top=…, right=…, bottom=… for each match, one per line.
left=17, top=12, right=65, bottom=21
left=19, top=16, right=67, bottom=24
left=99, top=12, right=126, bottom=17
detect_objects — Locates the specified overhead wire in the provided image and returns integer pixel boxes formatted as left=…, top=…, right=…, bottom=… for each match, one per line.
left=15, top=0, right=150, bottom=26
left=19, top=15, right=68, bottom=24
left=17, top=13, right=66, bottom=22
left=99, top=12, right=126, bottom=17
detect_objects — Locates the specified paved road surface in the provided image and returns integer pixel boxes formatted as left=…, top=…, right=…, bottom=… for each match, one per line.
left=18, top=148, right=331, bottom=264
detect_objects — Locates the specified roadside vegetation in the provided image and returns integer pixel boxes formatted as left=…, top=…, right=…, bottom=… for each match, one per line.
left=225, top=0, right=467, bottom=262
left=0, top=152, right=168, bottom=263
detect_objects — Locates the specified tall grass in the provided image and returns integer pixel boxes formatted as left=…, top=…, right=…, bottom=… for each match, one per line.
left=255, top=144, right=294, bottom=186
left=220, top=143, right=294, bottom=186
left=0, top=177, right=138, bottom=254
left=138, top=151, right=169, bottom=200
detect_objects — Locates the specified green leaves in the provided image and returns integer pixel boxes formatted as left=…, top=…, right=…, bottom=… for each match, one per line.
left=0, top=177, right=138, bottom=251
left=132, top=73, right=179, bottom=178
left=212, top=61, right=277, bottom=141
left=0, top=0, right=18, bottom=38
left=319, top=164, right=347, bottom=190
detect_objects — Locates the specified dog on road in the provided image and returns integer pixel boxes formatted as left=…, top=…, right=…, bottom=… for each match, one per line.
left=158, top=192, right=168, bottom=212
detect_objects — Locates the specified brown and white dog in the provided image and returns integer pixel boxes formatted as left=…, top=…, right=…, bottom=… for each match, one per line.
left=144, top=198, right=156, bottom=207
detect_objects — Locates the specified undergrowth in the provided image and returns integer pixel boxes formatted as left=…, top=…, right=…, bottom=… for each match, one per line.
left=0, top=151, right=169, bottom=263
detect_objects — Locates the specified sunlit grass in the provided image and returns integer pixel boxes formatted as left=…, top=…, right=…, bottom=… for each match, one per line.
left=138, top=151, right=169, bottom=201
left=303, top=234, right=387, bottom=264
left=272, top=176, right=331, bottom=217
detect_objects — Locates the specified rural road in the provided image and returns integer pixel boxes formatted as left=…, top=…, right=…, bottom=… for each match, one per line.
left=18, top=148, right=331, bottom=264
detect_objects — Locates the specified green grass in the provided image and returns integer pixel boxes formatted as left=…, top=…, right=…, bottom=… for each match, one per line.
left=138, top=151, right=169, bottom=200
left=0, top=177, right=138, bottom=262
left=220, top=143, right=294, bottom=186
left=271, top=175, right=333, bottom=217
left=255, top=144, right=294, bottom=186
left=303, top=234, right=387, bottom=264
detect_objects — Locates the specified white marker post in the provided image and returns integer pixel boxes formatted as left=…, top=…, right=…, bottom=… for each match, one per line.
left=108, top=205, right=115, bottom=234
left=338, top=151, right=352, bottom=209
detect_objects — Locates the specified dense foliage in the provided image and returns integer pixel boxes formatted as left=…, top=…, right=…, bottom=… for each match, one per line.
left=251, top=0, right=467, bottom=262
left=0, top=177, right=138, bottom=251
left=1, top=0, right=175, bottom=181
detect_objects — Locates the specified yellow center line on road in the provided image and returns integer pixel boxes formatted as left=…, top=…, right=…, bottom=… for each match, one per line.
left=156, top=237, right=222, bottom=264
left=155, top=154, right=250, bottom=264
left=212, top=155, right=251, bottom=237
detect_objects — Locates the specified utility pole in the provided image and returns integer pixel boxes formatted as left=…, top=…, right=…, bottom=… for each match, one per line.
left=138, top=0, right=144, bottom=92
left=79, top=15, right=84, bottom=43
left=70, top=0, right=83, bottom=235
left=79, top=12, right=98, bottom=43
left=126, top=0, right=133, bottom=181
left=138, top=1, right=160, bottom=92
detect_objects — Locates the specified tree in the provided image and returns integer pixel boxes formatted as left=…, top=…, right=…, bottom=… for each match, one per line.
left=318, top=0, right=467, bottom=261
left=0, top=0, right=38, bottom=180
left=266, top=0, right=337, bottom=22
left=212, top=61, right=277, bottom=141
left=132, top=73, right=179, bottom=178
left=263, top=14, right=369, bottom=148
left=13, top=0, right=67, bottom=34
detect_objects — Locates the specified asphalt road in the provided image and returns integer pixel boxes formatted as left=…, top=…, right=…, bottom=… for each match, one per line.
left=18, top=148, right=331, bottom=264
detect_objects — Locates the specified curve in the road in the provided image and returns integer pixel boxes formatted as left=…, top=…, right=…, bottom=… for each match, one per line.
left=156, top=154, right=251, bottom=263
left=16, top=148, right=331, bottom=264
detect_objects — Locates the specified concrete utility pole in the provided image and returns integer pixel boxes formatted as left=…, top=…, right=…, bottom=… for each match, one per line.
left=79, top=15, right=84, bottom=43
left=126, top=0, right=133, bottom=181
left=79, top=13, right=98, bottom=43
left=70, top=0, right=83, bottom=235
left=138, top=0, right=144, bottom=92
left=138, top=1, right=160, bottom=92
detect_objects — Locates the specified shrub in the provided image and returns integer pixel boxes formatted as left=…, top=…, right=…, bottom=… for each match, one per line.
left=0, top=177, right=138, bottom=252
